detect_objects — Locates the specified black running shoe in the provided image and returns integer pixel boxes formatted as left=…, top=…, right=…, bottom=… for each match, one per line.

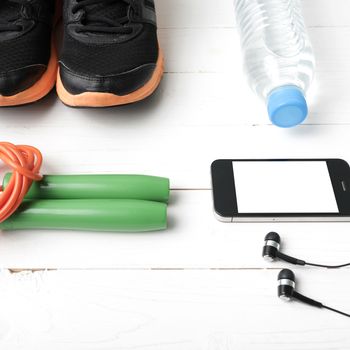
left=0, top=0, right=57, bottom=106
left=57, top=0, right=164, bottom=107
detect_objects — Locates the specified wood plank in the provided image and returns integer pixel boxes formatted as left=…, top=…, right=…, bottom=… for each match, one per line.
left=0, top=0, right=350, bottom=268
left=158, top=26, right=350, bottom=125
left=156, top=0, right=235, bottom=28
left=1, top=27, right=350, bottom=133
left=0, top=269, right=349, bottom=349
left=1, top=190, right=350, bottom=269
left=303, top=0, right=350, bottom=28
left=158, top=27, right=350, bottom=74
left=0, top=2, right=349, bottom=348
left=2, top=105, right=350, bottom=188
left=156, top=0, right=350, bottom=28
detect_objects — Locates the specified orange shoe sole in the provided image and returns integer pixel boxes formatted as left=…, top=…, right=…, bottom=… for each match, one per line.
left=0, top=41, right=58, bottom=107
left=0, top=0, right=61, bottom=107
left=56, top=49, right=164, bottom=108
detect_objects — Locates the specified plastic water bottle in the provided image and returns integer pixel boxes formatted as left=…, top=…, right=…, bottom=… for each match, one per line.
left=234, top=0, right=315, bottom=128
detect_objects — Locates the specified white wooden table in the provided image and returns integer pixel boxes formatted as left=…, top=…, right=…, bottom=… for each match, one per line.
left=1, top=1, right=350, bottom=348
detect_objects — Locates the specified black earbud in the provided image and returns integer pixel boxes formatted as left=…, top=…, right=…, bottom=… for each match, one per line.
left=263, top=232, right=350, bottom=269
left=262, top=231, right=280, bottom=261
left=277, top=269, right=350, bottom=318
left=277, top=269, right=296, bottom=301
left=263, top=232, right=306, bottom=266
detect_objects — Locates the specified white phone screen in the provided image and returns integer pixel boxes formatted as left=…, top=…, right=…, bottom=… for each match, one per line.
left=232, top=161, right=339, bottom=213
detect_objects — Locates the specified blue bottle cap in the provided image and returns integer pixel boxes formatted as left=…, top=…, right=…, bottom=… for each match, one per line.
left=267, top=86, right=308, bottom=128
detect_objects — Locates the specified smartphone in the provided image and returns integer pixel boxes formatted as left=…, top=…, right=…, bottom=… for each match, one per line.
left=211, top=159, right=350, bottom=222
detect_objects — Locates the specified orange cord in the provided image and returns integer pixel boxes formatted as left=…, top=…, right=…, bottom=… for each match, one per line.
left=0, top=142, right=43, bottom=223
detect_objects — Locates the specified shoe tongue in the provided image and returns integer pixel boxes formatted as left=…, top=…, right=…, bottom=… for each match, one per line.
left=87, top=1, right=129, bottom=25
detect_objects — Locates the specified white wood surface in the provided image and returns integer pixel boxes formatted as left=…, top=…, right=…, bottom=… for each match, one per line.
left=1, top=0, right=350, bottom=348
left=1, top=269, right=350, bottom=350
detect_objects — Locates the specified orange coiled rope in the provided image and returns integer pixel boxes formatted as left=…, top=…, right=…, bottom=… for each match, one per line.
left=0, top=142, right=43, bottom=223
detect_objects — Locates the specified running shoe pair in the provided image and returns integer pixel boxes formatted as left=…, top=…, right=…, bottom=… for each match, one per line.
left=0, top=0, right=163, bottom=107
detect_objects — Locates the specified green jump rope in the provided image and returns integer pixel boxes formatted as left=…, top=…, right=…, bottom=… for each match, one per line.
left=1, top=174, right=170, bottom=232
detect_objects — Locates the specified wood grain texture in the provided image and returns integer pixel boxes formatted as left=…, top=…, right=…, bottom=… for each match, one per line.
left=0, top=0, right=350, bottom=267
left=1, top=0, right=350, bottom=348
left=1, top=190, right=350, bottom=269
left=0, top=269, right=349, bottom=350
left=156, top=0, right=350, bottom=28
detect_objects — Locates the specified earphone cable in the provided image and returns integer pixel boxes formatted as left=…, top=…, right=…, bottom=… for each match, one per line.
left=323, top=305, right=350, bottom=318
left=305, top=262, right=350, bottom=269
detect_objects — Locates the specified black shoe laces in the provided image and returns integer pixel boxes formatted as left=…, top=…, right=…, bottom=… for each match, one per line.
left=72, top=0, right=137, bottom=34
left=0, top=0, right=29, bottom=32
